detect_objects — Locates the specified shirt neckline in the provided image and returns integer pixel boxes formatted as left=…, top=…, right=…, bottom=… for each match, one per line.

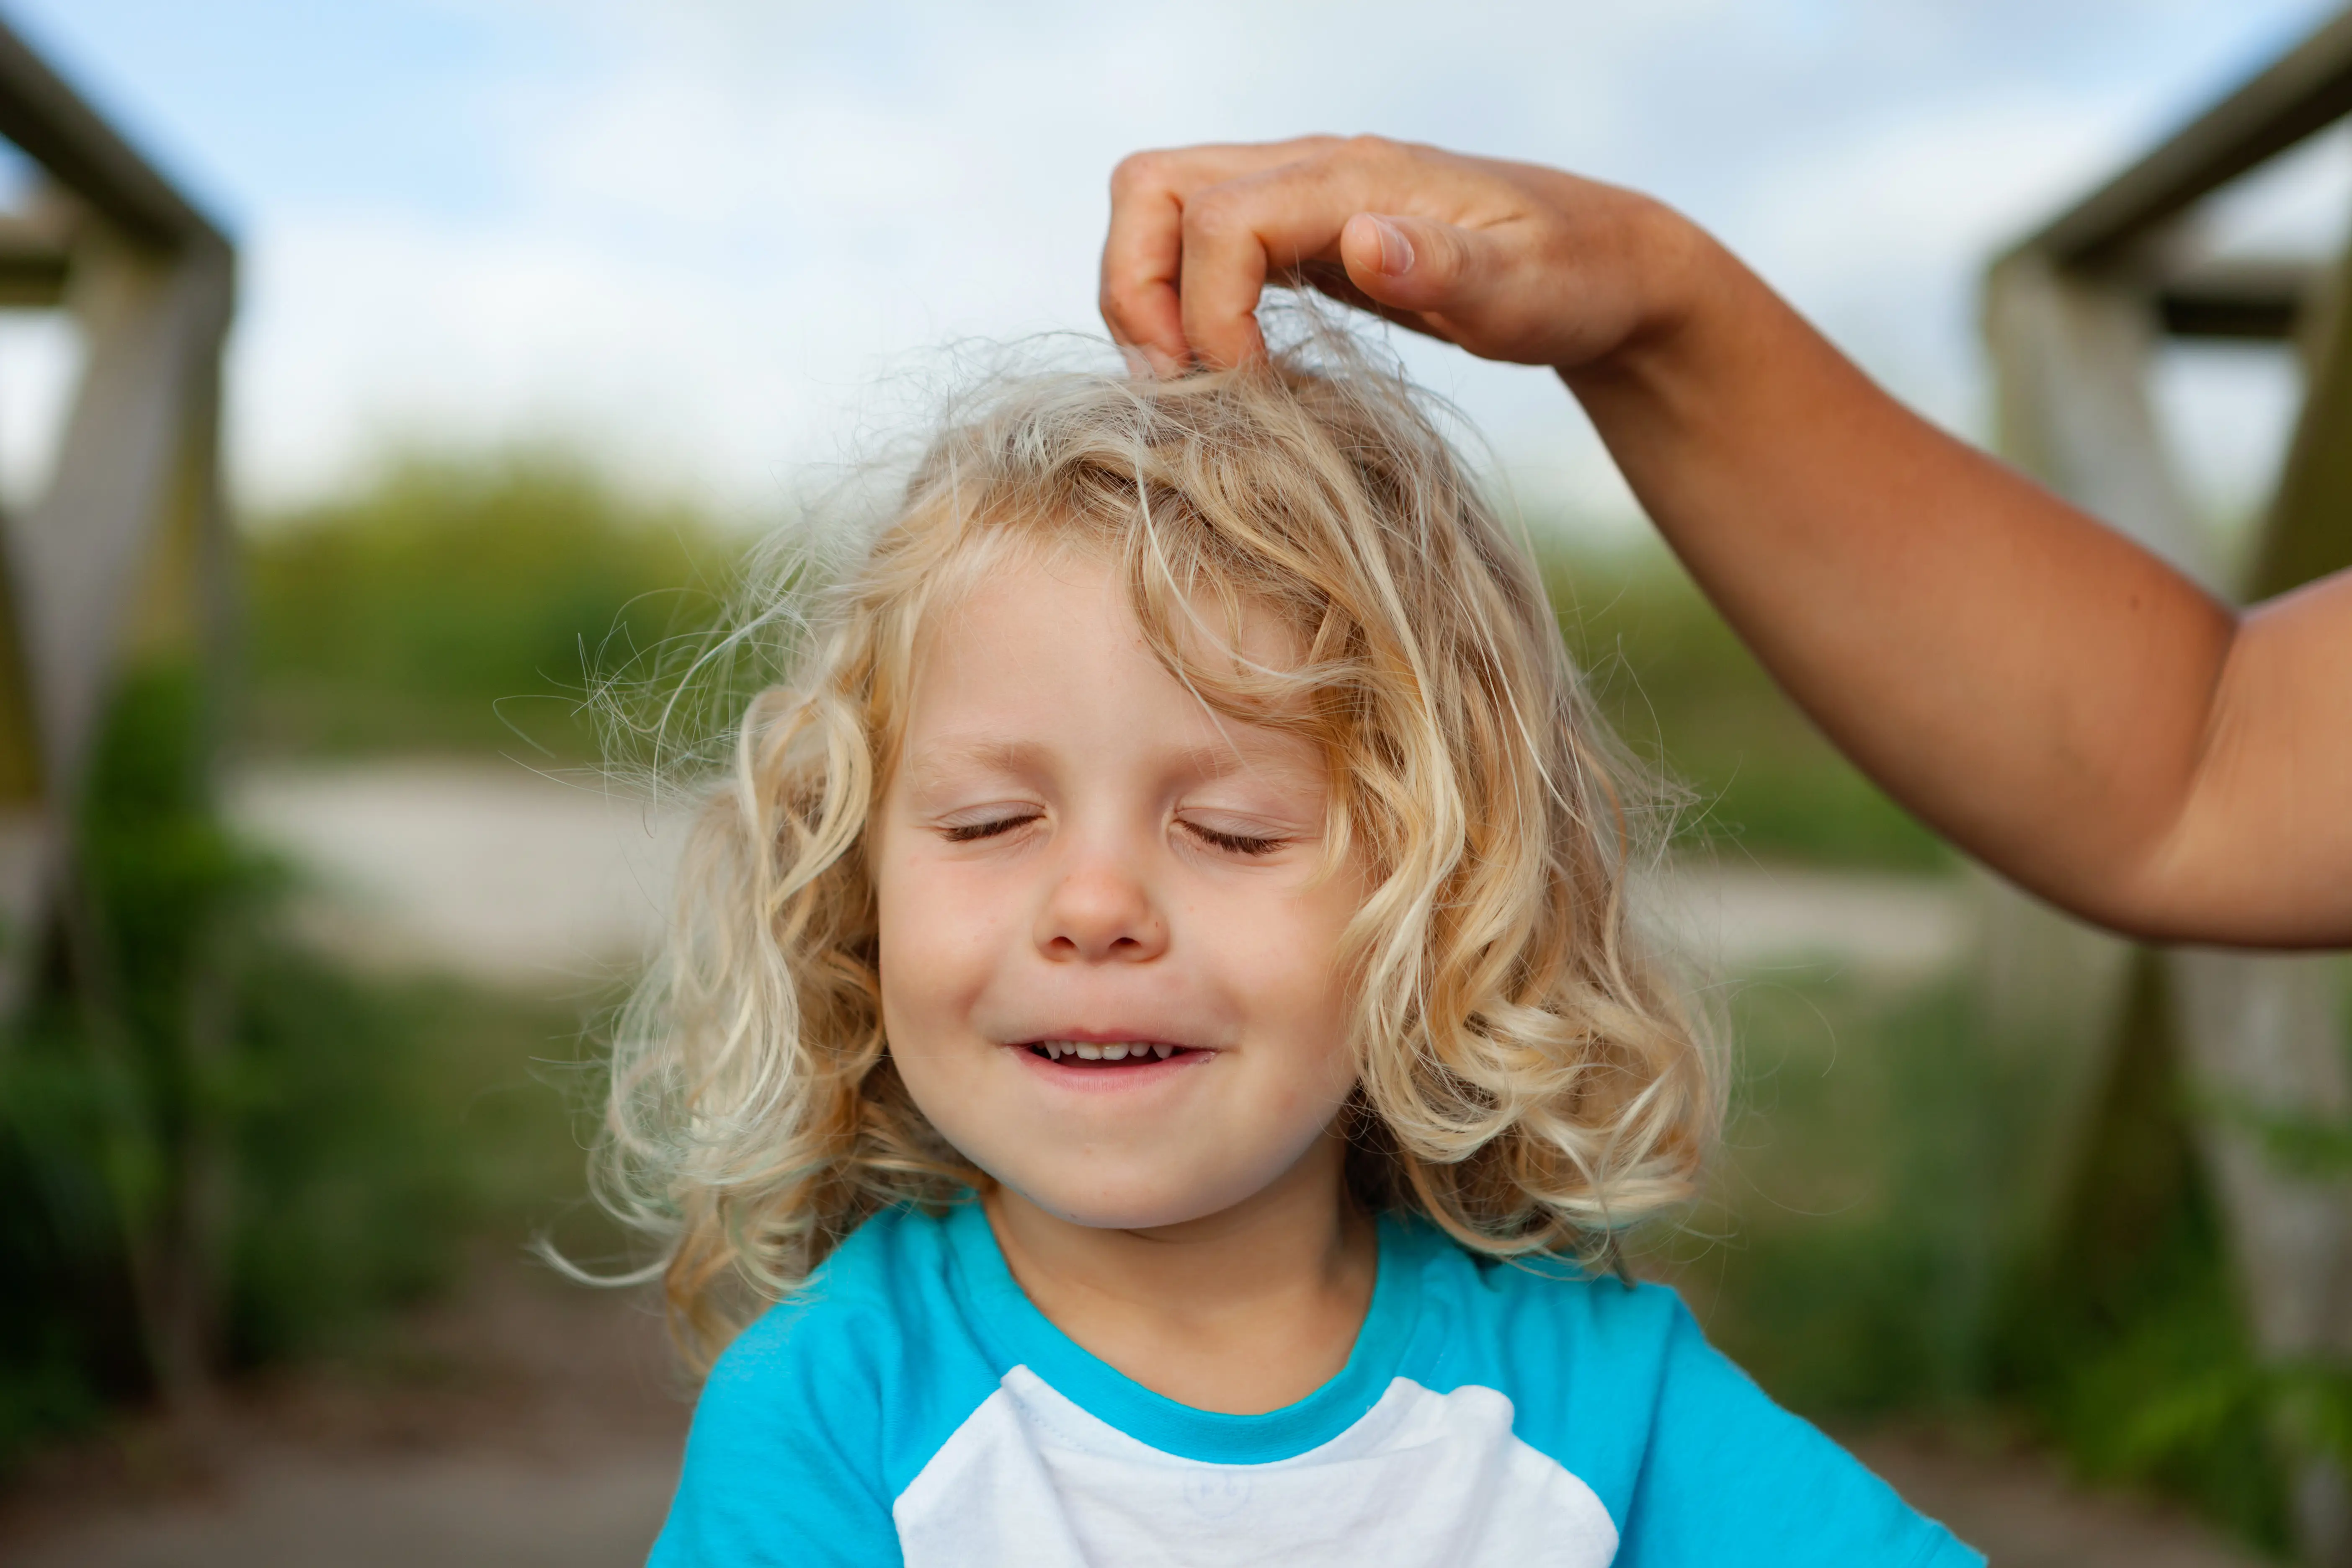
left=940, top=1198, right=1428, bottom=1466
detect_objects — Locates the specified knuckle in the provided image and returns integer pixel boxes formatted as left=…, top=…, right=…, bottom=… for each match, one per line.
left=1109, top=149, right=1169, bottom=197
left=1182, top=193, right=1246, bottom=243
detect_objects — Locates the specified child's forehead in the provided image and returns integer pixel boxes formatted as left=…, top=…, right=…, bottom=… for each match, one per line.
left=889, top=547, right=1326, bottom=780
left=913, top=529, right=1307, bottom=671
left=897, top=727, right=1324, bottom=790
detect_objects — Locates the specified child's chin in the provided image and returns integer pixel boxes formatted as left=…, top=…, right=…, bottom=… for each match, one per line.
left=1008, top=1164, right=1283, bottom=1234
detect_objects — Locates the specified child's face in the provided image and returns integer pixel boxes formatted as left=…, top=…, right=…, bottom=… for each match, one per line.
left=873, top=547, right=1364, bottom=1231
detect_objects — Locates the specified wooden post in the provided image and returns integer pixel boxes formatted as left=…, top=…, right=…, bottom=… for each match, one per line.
left=1977, top=254, right=2193, bottom=1243
left=1981, top=15, right=2352, bottom=1555
left=0, top=18, right=240, bottom=1424
left=2173, top=222, right=2352, bottom=1568
left=1986, top=134, right=2352, bottom=1568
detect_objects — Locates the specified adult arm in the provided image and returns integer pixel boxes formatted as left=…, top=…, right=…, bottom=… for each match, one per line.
left=1099, top=136, right=2352, bottom=947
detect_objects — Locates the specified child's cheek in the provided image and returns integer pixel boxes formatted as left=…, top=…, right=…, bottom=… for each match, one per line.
left=874, top=847, right=1015, bottom=1057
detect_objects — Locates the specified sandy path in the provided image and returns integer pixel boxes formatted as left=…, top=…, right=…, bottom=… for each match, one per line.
left=0, top=1259, right=689, bottom=1568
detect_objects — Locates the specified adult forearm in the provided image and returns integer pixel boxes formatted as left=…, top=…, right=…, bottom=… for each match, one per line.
left=1563, top=235, right=2252, bottom=938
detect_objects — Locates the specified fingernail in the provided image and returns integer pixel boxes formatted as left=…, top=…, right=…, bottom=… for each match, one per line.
left=1370, top=215, right=1414, bottom=276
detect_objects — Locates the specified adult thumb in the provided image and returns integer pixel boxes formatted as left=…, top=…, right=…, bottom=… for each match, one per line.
left=1338, top=212, right=1484, bottom=316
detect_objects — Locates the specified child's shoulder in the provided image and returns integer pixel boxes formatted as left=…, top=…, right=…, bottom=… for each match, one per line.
left=655, top=1206, right=1005, bottom=1561
left=719, top=1204, right=948, bottom=1339
left=1398, top=1223, right=1980, bottom=1564
left=1398, top=1217, right=1695, bottom=1355
left=710, top=1202, right=967, bottom=1378
left=696, top=1204, right=999, bottom=1459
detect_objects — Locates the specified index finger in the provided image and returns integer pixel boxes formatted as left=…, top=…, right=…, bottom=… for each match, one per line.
left=1175, top=147, right=1403, bottom=368
left=1100, top=139, right=1343, bottom=372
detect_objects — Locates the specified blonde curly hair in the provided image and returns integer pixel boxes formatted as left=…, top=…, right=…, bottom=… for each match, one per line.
left=601, top=337, right=1719, bottom=1364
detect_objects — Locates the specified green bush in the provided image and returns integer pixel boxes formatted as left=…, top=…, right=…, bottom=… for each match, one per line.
left=244, top=450, right=737, bottom=760
left=1674, top=976, right=2000, bottom=1417
left=1543, top=540, right=1950, bottom=870
left=0, top=665, right=597, bottom=1464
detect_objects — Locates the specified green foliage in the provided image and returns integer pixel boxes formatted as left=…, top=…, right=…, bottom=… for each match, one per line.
left=1675, top=962, right=2340, bottom=1555
left=1677, top=977, right=2001, bottom=1417
left=2218, top=1100, right=2352, bottom=1182
left=1996, top=1150, right=2290, bottom=1550
left=1542, top=540, right=1950, bottom=870
left=243, top=450, right=737, bottom=759
left=0, top=664, right=596, bottom=1465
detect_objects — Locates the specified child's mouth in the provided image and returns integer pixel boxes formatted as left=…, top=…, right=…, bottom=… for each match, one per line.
left=1026, top=1040, right=1193, bottom=1066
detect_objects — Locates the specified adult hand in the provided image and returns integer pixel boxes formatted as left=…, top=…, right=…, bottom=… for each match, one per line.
left=1100, top=136, right=1700, bottom=376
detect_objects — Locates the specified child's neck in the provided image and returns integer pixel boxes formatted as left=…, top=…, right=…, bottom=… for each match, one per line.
left=982, top=1132, right=1379, bottom=1416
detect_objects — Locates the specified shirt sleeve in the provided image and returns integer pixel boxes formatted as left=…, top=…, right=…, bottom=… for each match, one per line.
left=1617, top=1300, right=1983, bottom=1568
left=646, top=1298, right=902, bottom=1568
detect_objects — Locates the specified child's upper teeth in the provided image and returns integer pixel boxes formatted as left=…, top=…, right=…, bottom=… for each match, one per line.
left=1038, top=1039, right=1181, bottom=1061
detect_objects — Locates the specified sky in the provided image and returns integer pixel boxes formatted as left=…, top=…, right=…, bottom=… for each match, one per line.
left=3, top=0, right=2348, bottom=533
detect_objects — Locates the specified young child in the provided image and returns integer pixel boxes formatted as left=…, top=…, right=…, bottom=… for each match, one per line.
left=615, top=339, right=1981, bottom=1566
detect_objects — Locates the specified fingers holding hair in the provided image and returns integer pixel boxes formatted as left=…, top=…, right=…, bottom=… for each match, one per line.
left=1102, top=138, right=1344, bottom=374
left=1102, top=136, right=1515, bottom=372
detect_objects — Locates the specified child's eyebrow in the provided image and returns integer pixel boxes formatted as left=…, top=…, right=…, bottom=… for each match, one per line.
left=900, top=733, right=1321, bottom=791
left=1172, top=738, right=1323, bottom=791
left=900, top=736, right=1047, bottom=787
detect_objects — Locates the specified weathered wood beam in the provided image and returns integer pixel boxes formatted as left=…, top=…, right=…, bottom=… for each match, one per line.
left=2026, top=6, right=2352, bottom=270
left=0, top=15, right=224, bottom=254
left=1985, top=251, right=2216, bottom=580
left=2156, top=256, right=2325, bottom=340
left=8, top=229, right=232, bottom=812
left=1986, top=239, right=2352, bottom=1566
left=0, top=204, right=77, bottom=307
left=2249, top=237, right=2352, bottom=595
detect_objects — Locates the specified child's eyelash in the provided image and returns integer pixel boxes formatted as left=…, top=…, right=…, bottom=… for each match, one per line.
left=942, top=814, right=1039, bottom=843
left=940, top=815, right=1284, bottom=855
left=1184, top=823, right=1286, bottom=856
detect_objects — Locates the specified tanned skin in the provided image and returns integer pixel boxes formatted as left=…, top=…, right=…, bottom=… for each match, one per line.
left=1099, top=135, right=2352, bottom=949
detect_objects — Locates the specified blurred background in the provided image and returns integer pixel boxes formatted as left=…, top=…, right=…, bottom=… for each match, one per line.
left=1, top=2, right=2349, bottom=1564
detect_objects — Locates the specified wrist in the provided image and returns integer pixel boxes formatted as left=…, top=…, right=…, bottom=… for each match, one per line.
left=1557, top=200, right=1747, bottom=416
left=1598, top=195, right=1718, bottom=369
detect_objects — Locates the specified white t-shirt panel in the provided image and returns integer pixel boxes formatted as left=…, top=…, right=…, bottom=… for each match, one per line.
left=893, top=1369, right=1617, bottom=1568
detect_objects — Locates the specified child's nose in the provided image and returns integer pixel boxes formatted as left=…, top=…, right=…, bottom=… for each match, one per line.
left=1035, top=861, right=1167, bottom=963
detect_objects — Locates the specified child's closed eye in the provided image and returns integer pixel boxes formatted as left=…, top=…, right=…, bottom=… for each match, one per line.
left=1179, top=820, right=1288, bottom=856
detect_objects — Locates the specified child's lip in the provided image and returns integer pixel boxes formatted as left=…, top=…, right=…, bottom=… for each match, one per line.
left=1019, top=1028, right=1208, bottom=1047
left=1010, top=1039, right=1211, bottom=1075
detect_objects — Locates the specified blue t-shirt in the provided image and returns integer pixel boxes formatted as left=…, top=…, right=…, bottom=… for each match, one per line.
left=650, top=1202, right=1980, bottom=1566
